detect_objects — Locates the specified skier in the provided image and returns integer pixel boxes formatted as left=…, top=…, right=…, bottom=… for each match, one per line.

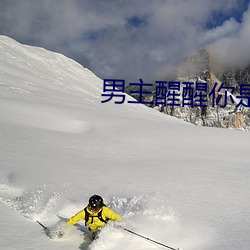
left=66, top=194, right=121, bottom=239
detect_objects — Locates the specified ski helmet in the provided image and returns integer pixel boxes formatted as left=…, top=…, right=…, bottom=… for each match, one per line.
left=89, top=195, right=104, bottom=210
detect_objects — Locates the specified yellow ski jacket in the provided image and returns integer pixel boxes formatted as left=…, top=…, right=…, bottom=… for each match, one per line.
left=67, top=206, right=121, bottom=233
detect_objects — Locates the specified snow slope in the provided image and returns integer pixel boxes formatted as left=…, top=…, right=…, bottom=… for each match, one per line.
left=0, top=36, right=249, bottom=250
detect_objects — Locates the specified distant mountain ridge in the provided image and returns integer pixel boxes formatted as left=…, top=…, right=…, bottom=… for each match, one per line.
left=176, top=48, right=250, bottom=130
left=126, top=48, right=250, bottom=130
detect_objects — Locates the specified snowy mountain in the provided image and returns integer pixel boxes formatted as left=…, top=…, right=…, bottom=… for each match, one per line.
left=176, top=49, right=250, bottom=129
left=0, top=36, right=250, bottom=250
left=125, top=49, right=250, bottom=130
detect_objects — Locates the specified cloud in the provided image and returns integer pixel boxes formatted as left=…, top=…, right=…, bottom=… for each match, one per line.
left=0, top=0, right=249, bottom=82
left=201, top=18, right=240, bottom=45
left=209, top=3, right=250, bottom=69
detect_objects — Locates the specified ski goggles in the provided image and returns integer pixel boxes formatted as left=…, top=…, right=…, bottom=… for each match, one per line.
left=89, top=204, right=101, bottom=212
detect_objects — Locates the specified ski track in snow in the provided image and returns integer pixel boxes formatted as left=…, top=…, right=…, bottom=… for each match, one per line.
left=0, top=99, right=91, bottom=134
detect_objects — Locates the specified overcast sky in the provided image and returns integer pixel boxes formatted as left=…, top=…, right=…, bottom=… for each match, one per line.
left=0, top=0, right=249, bottom=83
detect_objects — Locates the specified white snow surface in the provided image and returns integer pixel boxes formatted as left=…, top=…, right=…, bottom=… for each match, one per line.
left=0, top=35, right=249, bottom=250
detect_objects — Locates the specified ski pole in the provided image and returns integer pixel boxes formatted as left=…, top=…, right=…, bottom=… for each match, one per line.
left=37, top=220, right=48, bottom=231
left=122, top=227, right=180, bottom=250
